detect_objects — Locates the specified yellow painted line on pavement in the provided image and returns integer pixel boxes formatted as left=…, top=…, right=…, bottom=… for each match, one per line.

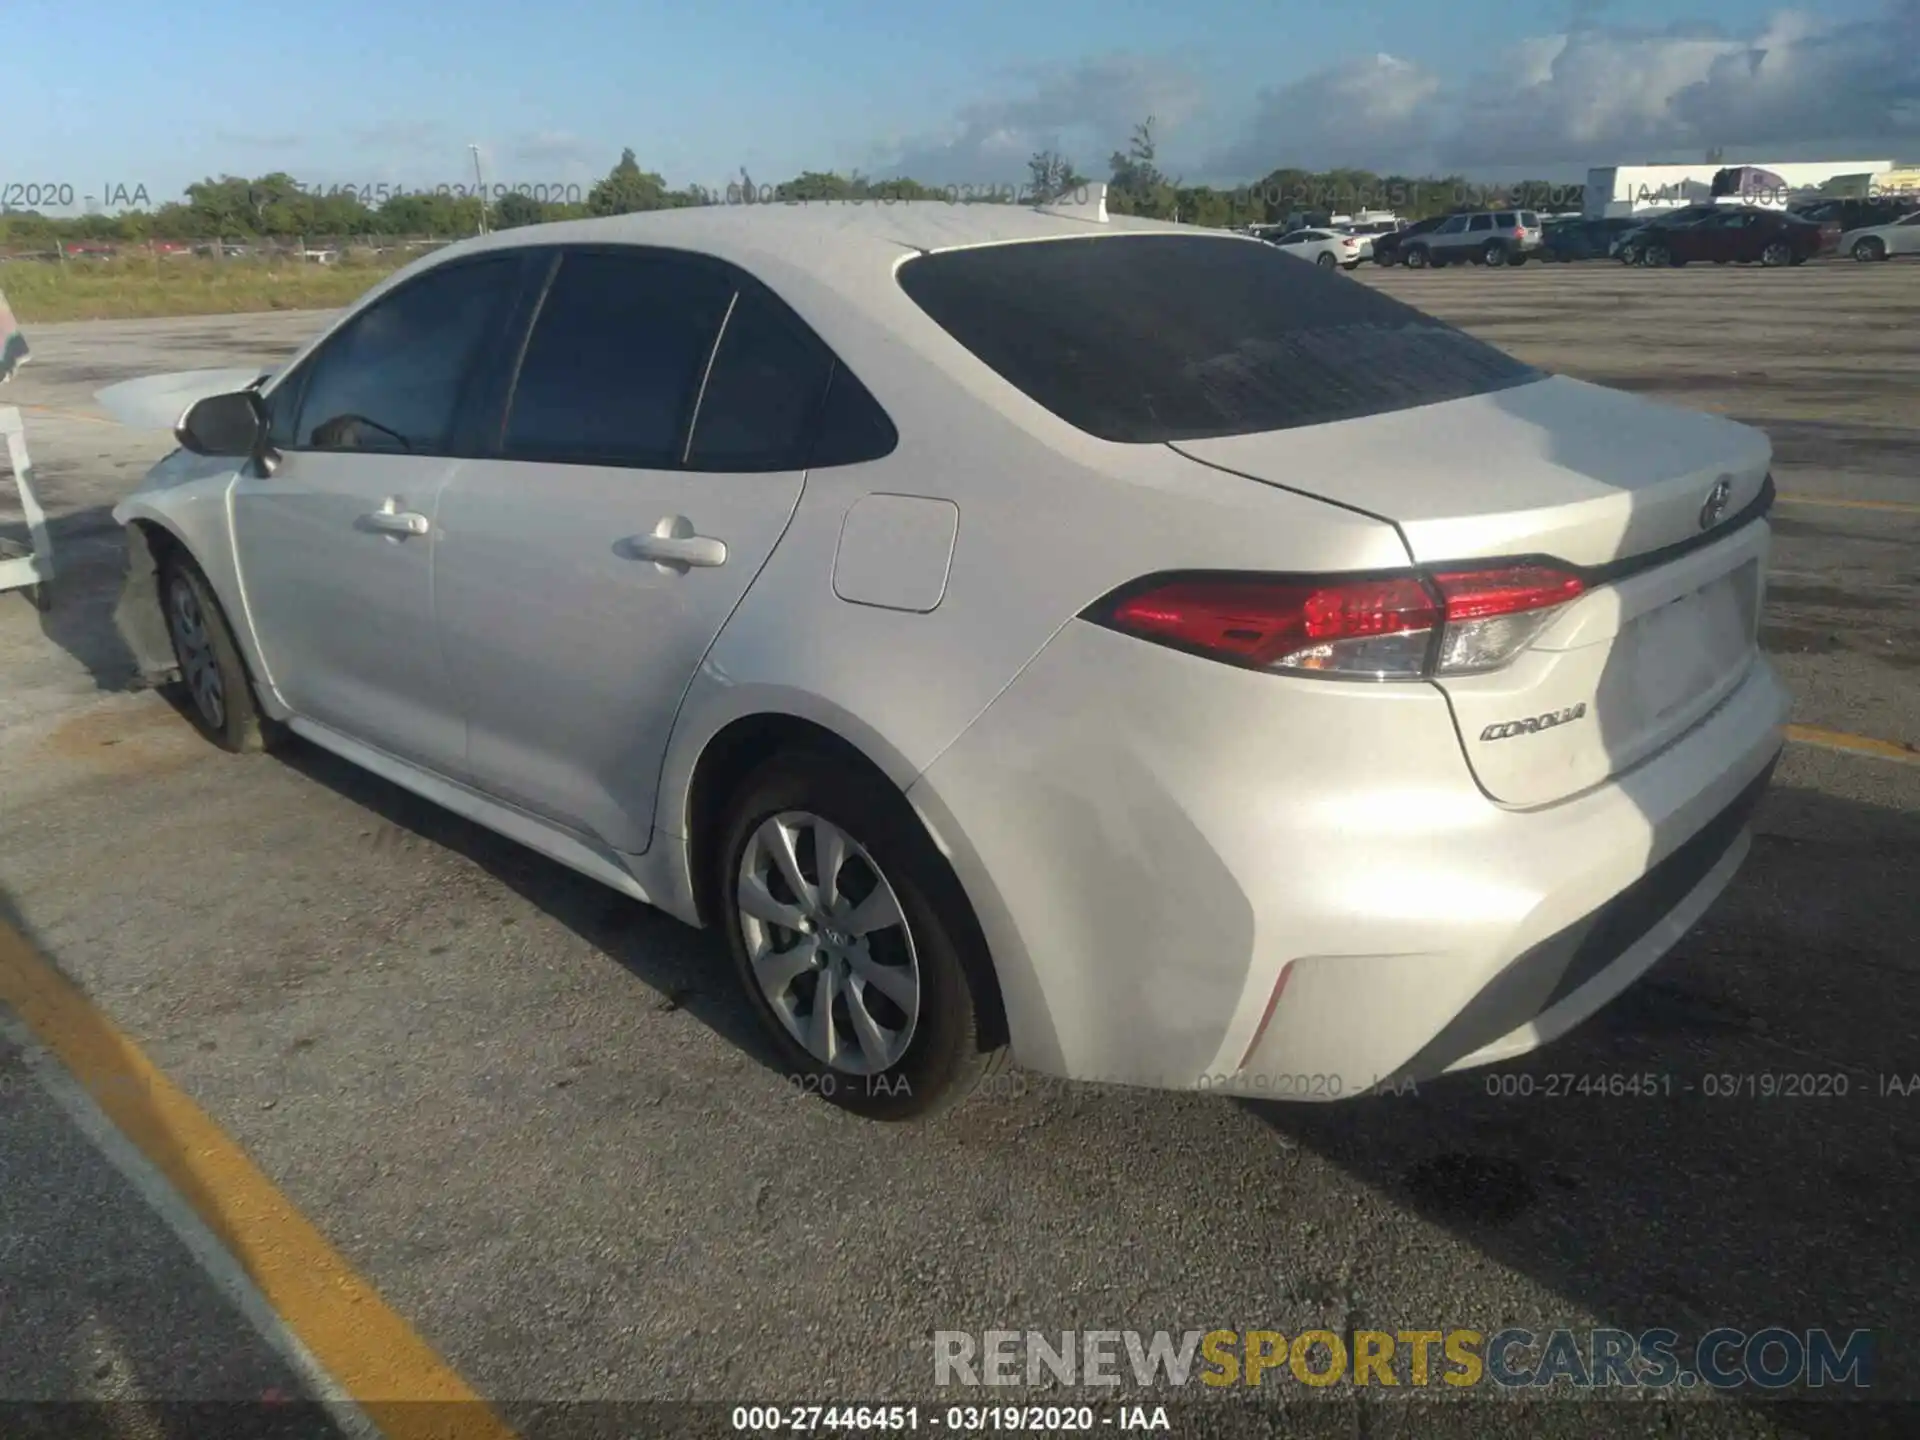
left=1776, top=494, right=1920, bottom=516
left=10, top=402, right=118, bottom=426
left=0, top=916, right=517, bottom=1440
left=1786, top=724, right=1920, bottom=765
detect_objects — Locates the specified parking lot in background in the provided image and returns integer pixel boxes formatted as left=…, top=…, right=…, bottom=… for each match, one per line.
left=0, top=260, right=1916, bottom=1438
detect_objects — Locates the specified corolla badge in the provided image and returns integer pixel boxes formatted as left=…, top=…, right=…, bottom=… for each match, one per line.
left=1699, top=477, right=1734, bottom=530
left=1480, top=703, right=1589, bottom=742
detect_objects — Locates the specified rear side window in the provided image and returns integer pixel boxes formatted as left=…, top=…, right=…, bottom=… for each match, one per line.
left=686, top=286, right=834, bottom=472
left=1468, top=214, right=1494, bottom=231
left=895, top=234, right=1541, bottom=444
left=1493, top=211, right=1517, bottom=227
left=1519, top=211, right=1539, bottom=227
left=505, top=250, right=734, bottom=469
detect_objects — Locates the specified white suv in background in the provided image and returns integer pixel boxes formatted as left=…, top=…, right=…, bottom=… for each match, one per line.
left=1403, top=210, right=1544, bottom=267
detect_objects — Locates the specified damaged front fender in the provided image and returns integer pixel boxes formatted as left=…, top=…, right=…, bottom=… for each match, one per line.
left=114, top=521, right=180, bottom=689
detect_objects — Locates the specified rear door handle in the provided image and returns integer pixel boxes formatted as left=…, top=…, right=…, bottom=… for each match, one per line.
left=620, top=516, right=727, bottom=571
left=357, top=499, right=430, bottom=538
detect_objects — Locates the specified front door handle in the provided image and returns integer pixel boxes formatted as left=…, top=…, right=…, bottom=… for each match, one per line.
left=620, top=516, right=727, bottom=571
left=357, top=498, right=430, bottom=538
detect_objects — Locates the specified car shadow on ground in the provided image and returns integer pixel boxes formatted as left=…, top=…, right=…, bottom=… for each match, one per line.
left=33, top=504, right=140, bottom=692
left=1242, top=777, right=1920, bottom=1437
left=266, top=736, right=788, bottom=1078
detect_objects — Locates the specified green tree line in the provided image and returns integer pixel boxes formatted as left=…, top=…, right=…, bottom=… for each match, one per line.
left=0, top=128, right=1582, bottom=249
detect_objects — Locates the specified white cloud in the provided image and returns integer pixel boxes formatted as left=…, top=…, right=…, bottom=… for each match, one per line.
left=1206, top=2, right=1920, bottom=175
left=1209, top=52, right=1444, bottom=177
left=874, top=52, right=1206, bottom=185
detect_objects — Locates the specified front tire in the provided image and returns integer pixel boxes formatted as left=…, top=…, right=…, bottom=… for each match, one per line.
left=1852, top=238, right=1885, bottom=262
left=1315, top=251, right=1337, bottom=269
left=1403, top=246, right=1429, bottom=269
left=1761, top=241, right=1793, bottom=267
left=716, top=750, right=1006, bottom=1121
left=159, top=554, right=279, bottom=753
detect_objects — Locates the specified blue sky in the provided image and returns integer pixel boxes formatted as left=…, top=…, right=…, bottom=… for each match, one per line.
left=6, top=0, right=1914, bottom=212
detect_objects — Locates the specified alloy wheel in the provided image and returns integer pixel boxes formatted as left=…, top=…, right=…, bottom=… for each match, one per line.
left=167, top=575, right=226, bottom=731
left=736, top=810, right=920, bottom=1075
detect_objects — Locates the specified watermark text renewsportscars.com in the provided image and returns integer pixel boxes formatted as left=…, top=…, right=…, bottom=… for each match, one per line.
left=934, top=1327, right=1873, bottom=1392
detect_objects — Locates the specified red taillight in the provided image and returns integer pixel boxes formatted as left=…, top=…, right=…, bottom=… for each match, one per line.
left=1433, top=566, right=1585, bottom=621
left=1091, top=565, right=1585, bottom=680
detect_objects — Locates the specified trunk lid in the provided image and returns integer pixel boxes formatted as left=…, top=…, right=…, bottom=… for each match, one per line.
left=1172, top=375, right=1774, bottom=807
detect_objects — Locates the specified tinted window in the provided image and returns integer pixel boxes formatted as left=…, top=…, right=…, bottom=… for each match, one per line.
left=1493, top=212, right=1517, bottom=227
left=686, top=286, right=833, bottom=472
left=505, top=250, right=733, bottom=468
left=1519, top=211, right=1539, bottom=226
left=1436, top=215, right=1469, bottom=233
left=295, top=257, right=518, bottom=453
left=264, top=368, right=307, bottom=449
left=1468, top=214, right=1493, bottom=231
left=810, top=365, right=899, bottom=467
left=895, top=234, right=1541, bottom=445
left=1900, top=213, right=1920, bottom=226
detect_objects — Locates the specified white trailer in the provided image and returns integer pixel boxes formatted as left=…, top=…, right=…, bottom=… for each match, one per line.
left=1583, top=160, right=1896, bottom=219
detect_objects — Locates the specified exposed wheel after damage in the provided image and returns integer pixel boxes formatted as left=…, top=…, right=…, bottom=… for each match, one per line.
left=718, top=751, right=1005, bottom=1120
left=159, top=554, right=278, bottom=753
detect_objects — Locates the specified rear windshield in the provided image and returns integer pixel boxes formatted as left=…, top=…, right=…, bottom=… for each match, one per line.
left=894, top=234, right=1541, bottom=444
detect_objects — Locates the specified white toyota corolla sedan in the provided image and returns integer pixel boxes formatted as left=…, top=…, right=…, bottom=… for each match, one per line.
left=109, top=192, right=1789, bottom=1119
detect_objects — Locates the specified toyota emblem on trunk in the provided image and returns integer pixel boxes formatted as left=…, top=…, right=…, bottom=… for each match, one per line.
left=1700, top=477, right=1734, bottom=530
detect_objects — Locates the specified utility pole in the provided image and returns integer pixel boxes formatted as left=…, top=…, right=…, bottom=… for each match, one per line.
left=470, top=144, right=490, bottom=235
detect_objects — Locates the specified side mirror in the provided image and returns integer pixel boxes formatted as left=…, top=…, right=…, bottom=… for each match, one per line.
left=176, top=389, right=267, bottom=458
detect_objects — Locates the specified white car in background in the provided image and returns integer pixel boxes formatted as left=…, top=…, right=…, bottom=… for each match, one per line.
left=1841, top=211, right=1920, bottom=261
left=1265, top=226, right=1370, bottom=269
left=107, top=197, right=1788, bottom=1121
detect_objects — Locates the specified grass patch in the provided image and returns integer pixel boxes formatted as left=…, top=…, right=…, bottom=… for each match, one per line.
left=0, top=253, right=414, bottom=323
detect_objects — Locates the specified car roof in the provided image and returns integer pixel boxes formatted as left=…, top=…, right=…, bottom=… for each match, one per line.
left=417, top=201, right=1190, bottom=302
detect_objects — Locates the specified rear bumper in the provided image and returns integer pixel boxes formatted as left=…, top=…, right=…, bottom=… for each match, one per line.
left=1364, top=746, right=1777, bottom=1086
left=909, top=622, right=1790, bottom=1100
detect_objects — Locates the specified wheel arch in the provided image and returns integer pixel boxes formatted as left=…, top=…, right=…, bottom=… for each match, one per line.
left=678, top=707, right=1011, bottom=1053
left=116, top=515, right=193, bottom=686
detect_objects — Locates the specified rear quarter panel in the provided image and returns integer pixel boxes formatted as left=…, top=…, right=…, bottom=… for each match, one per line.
left=650, top=259, right=1414, bottom=842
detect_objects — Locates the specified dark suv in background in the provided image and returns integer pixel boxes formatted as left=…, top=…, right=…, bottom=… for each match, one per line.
left=1540, top=216, right=1641, bottom=261
left=1370, top=214, right=1447, bottom=265
left=1790, top=196, right=1919, bottom=231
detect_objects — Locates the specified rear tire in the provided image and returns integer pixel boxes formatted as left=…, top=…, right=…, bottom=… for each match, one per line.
left=715, top=749, right=1007, bottom=1122
left=158, top=553, right=281, bottom=754
left=1761, top=241, right=1793, bottom=267
left=1481, top=241, right=1506, bottom=266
